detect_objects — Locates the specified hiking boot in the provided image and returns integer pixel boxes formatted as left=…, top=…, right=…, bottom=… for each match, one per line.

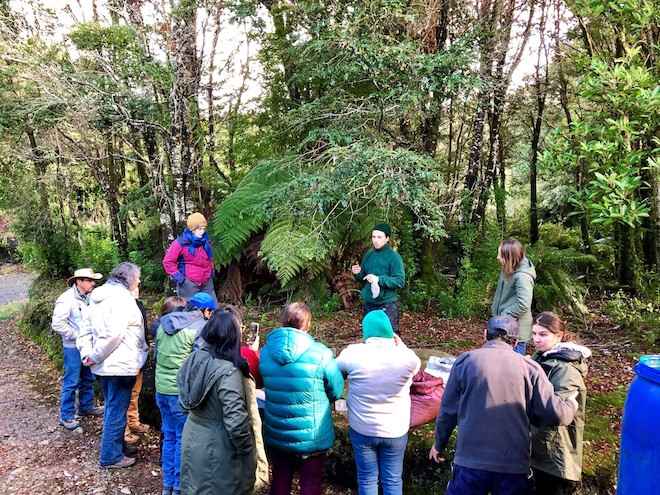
left=161, top=488, right=173, bottom=495
left=79, top=406, right=104, bottom=417
left=60, top=418, right=80, bottom=431
left=124, top=443, right=138, bottom=456
left=128, top=422, right=150, bottom=435
left=103, top=456, right=136, bottom=470
left=172, top=490, right=181, bottom=495
left=124, top=431, right=140, bottom=445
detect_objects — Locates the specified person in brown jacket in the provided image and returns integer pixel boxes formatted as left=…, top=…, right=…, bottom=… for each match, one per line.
left=429, top=315, right=579, bottom=495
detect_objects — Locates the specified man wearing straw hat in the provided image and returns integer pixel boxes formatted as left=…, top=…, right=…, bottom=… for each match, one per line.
left=52, top=268, right=105, bottom=430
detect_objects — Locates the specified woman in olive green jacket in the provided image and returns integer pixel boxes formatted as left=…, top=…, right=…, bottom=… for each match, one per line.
left=491, top=238, right=536, bottom=354
left=177, top=310, right=256, bottom=495
left=530, top=312, right=590, bottom=495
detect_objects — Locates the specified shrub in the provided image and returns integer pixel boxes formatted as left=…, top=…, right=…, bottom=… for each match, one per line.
left=73, top=227, right=120, bottom=276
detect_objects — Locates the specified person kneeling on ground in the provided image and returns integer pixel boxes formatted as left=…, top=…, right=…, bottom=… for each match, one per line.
left=429, top=315, right=579, bottom=495
left=336, top=310, right=420, bottom=495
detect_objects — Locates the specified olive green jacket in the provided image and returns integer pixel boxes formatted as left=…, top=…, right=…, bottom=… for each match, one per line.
left=178, top=350, right=256, bottom=495
left=491, top=257, right=536, bottom=342
left=531, top=343, right=590, bottom=481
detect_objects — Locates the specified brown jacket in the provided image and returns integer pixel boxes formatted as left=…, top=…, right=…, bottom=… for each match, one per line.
left=434, top=340, right=577, bottom=474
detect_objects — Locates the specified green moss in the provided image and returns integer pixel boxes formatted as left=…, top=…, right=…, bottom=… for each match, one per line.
left=0, top=301, right=23, bottom=320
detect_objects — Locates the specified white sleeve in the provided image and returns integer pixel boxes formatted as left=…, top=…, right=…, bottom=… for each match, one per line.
left=51, top=295, right=76, bottom=340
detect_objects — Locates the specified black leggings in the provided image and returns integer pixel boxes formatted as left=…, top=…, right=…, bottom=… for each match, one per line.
left=533, top=468, right=580, bottom=495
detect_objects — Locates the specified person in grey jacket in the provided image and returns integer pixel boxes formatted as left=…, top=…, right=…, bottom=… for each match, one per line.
left=52, top=268, right=104, bottom=430
left=429, top=316, right=578, bottom=495
left=491, top=238, right=536, bottom=354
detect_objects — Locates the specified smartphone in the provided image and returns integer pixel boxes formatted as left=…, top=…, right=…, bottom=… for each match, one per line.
left=249, top=322, right=260, bottom=343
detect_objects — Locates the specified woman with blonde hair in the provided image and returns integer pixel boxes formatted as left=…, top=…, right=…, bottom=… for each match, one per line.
left=530, top=312, right=590, bottom=494
left=491, top=238, right=536, bottom=354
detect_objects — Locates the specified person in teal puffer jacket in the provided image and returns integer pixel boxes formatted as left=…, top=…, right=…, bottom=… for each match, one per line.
left=259, top=302, right=344, bottom=495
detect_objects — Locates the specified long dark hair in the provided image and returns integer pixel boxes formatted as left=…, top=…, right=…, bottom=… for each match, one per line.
left=200, top=309, right=249, bottom=377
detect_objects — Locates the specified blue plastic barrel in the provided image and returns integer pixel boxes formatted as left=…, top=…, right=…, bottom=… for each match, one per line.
left=617, top=355, right=660, bottom=494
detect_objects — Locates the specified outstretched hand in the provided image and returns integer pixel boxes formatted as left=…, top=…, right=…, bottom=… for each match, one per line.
left=351, top=264, right=362, bottom=275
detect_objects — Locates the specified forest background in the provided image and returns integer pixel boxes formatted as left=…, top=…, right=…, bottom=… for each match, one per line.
left=0, top=0, right=658, bottom=493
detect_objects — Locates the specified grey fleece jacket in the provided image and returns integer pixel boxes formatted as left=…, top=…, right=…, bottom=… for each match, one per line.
left=434, top=340, right=577, bottom=474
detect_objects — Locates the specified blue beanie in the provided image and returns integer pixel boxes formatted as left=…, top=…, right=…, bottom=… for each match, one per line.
left=362, top=310, right=394, bottom=340
left=188, top=292, right=217, bottom=311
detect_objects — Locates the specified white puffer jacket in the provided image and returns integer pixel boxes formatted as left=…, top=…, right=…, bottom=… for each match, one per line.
left=77, top=282, right=147, bottom=376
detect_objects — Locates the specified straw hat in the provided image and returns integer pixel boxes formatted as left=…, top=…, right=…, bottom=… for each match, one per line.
left=67, top=268, right=103, bottom=286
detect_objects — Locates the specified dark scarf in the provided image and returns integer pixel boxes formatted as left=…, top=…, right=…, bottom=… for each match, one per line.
left=178, top=228, right=213, bottom=259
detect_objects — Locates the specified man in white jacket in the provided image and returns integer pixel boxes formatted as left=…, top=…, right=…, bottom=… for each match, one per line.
left=77, top=262, right=147, bottom=469
left=52, top=268, right=104, bottom=430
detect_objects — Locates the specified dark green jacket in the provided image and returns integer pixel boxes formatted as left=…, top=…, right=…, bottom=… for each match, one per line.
left=354, top=245, right=405, bottom=305
left=178, top=350, right=256, bottom=495
left=531, top=343, right=590, bottom=481
left=491, top=257, right=536, bottom=341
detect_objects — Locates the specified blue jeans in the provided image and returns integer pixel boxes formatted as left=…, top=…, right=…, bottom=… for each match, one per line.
left=156, top=393, right=187, bottom=490
left=60, top=347, right=96, bottom=421
left=446, top=464, right=530, bottom=495
left=513, top=341, right=528, bottom=355
left=349, top=428, right=408, bottom=495
left=99, top=375, right=136, bottom=466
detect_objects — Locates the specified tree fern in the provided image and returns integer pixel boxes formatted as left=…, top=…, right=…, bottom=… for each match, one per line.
left=210, top=160, right=291, bottom=266
left=259, top=219, right=331, bottom=286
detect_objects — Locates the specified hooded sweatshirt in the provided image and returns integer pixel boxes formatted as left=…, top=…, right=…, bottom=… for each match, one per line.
left=491, top=256, right=537, bottom=341
left=531, top=342, right=590, bottom=481
left=76, top=282, right=147, bottom=376
left=259, top=327, right=345, bottom=454
left=155, top=310, right=207, bottom=395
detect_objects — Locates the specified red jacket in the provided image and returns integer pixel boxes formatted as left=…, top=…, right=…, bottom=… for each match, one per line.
left=162, top=239, right=214, bottom=286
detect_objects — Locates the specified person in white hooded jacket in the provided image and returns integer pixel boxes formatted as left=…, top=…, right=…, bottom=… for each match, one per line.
left=77, top=262, right=147, bottom=470
left=336, top=310, right=420, bottom=495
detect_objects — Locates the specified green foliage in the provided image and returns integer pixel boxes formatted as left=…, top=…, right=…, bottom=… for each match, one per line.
left=603, top=290, right=660, bottom=344
left=127, top=215, right=167, bottom=292
left=73, top=227, right=119, bottom=276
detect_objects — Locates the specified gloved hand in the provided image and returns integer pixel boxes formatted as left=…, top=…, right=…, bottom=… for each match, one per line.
left=170, top=271, right=185, bottom=285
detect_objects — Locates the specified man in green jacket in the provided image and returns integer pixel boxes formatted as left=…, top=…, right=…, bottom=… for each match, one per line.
left=351, top=223, right=405, bottom=332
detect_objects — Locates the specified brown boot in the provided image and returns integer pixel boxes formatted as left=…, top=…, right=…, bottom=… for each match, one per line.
left=128, top=422, right=150, bottom=435
left=124, top=429, right=140, bottom=445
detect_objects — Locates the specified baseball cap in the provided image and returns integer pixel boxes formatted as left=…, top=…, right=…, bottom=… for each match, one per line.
left=188, top=292, right=218, bottom=311
left=487, top=315, right=519, bottom=339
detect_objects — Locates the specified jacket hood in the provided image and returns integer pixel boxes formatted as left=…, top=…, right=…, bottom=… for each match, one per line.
left=89, top=281, right=128, bottom=304
left=515, top=257, right=537, bottom=281
left=266, top=327, right=314, bottom=365
left=160, top=310, right=206, bottom=336
left=543, top=342, right=592, bottom=361
left=177, top=350, right=230, bottom=410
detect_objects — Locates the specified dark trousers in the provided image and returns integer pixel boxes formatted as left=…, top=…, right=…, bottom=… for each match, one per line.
left=533, top=468, right=579, bottom=495
left=446, top=464, right=531, bottom=495
left=364, top=302, right=400, bottom=333
left=269, top=449, right=326, bottom=495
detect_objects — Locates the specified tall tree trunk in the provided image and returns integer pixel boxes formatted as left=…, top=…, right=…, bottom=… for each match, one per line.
left=105, top=134, right=129, bottom=257
left=25, top=127, right=53, bottom=229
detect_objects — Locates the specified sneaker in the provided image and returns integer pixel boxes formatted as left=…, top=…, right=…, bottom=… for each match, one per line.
left=79, top=406, right=104, bottom=417
left=60, top=418, right=80, bottom=431
left=172, top=490, right=181, bottom=495
left=103, top=456, right=136, bottom=469
left=128, top=422, right=150, bottom=435
left=161, top=489, right=173, bottom=495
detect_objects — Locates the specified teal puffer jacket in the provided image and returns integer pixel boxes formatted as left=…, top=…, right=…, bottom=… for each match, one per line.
left=259, top=327, right=344, bottom=454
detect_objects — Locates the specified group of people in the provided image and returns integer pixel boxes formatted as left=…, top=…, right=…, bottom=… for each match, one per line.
left=50, top=213, right=590, bottom=495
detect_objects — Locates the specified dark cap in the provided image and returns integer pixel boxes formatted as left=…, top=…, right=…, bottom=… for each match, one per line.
left=487, top=315, right=519, bottom=338
left=373, top=223, right=391, bottom=237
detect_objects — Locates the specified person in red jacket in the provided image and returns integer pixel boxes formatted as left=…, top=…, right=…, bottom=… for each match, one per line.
left=162, top=213, right=217, bottom=302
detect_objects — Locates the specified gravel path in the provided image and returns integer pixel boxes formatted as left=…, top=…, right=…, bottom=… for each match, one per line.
left=0, top=266, right=36, bottom=305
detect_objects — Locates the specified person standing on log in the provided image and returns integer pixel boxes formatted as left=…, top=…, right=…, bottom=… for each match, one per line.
left=351, top=223, right=405, bottom=333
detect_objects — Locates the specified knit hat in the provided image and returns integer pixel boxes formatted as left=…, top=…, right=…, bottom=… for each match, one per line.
left=373, top=223, right=391, bottom=237
left=188, top=292, right=217, bottom=311
left=187, top=212, right=208, bottom=231
left=362, top=310, right=394, bottom=340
